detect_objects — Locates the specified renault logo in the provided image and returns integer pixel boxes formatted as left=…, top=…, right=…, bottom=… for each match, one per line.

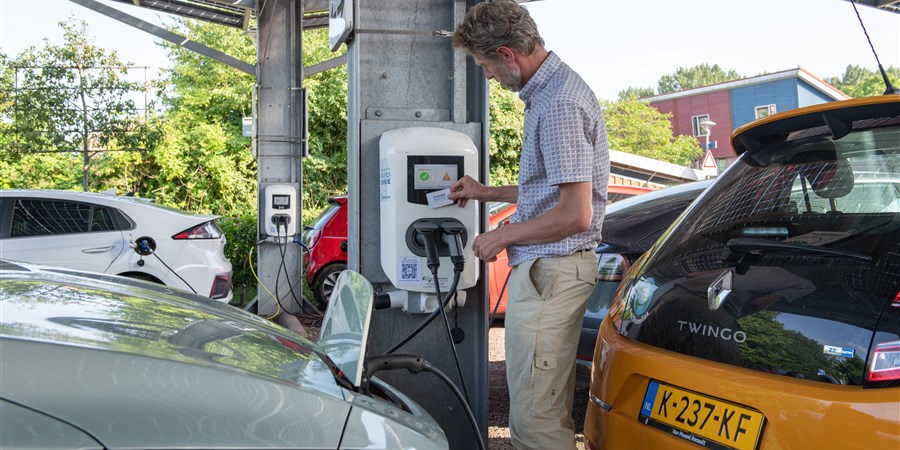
left=707, top=270, right=733, bottom=310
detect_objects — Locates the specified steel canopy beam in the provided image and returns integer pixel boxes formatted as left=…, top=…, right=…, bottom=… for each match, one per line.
left=845, top=0, right=900, bottom=13
left=69, top=0, right=257, bottom=76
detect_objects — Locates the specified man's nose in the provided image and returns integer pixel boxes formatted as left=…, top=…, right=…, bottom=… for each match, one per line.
left=482, top=68, right=494, bottom=80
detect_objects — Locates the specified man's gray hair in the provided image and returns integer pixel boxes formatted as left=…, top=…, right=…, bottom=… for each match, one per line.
left=452, top=0, right=544, bottom=60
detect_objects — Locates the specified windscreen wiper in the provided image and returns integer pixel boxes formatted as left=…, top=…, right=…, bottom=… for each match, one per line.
left=724, top=237, right=871, bottom=262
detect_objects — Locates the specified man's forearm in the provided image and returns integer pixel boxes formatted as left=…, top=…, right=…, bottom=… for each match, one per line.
left=494, top=181, right=592, bottom=246
left=499, top=206, right=588, bottom=246
left=482, top=185, right=519, bottom=203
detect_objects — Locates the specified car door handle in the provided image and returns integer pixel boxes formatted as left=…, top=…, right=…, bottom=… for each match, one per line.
left=82, top=246, right=114, bottom=254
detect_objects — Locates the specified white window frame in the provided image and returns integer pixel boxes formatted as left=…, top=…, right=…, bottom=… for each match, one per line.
left=755, top=104, right=777, bottom=119
left=692, top=114, right=711, bottom=137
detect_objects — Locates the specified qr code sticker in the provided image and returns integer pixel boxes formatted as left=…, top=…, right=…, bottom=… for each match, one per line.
left=398, top=257, right=419, bottom=283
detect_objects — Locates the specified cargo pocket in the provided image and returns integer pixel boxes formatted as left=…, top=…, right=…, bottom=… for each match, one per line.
left=530, top=337, right=571, bottom=418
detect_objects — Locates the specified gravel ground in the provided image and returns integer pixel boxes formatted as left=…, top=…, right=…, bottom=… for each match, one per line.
left=488, top=321, right=588, bottom=450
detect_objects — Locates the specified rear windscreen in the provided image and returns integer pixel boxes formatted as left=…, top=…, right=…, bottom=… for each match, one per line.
left=618, top=125, right=900, bottom=386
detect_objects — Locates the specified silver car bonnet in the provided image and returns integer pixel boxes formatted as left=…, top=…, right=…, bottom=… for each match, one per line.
left=0, top=262, right=350, bottom=448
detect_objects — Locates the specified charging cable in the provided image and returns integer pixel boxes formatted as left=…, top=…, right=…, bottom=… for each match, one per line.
left=389, top=223, right=473, bottom=417
left=384, top=269, right=462, bottom=353
left=129, top=236, right=197, bottom=294
left=376, top=221, right=485, bottom=449
left=363, top=354, right=486, bottom=450
left=273, top=219, right=323, bottom=320
left=487, top=269, right=511, bottom=333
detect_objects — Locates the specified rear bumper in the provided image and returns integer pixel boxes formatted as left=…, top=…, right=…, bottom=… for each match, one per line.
left=585, top=318, right=900, bottom=450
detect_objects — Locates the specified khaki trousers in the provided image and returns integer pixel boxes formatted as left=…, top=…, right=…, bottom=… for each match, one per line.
left=505, top=251, right=598, bottom=450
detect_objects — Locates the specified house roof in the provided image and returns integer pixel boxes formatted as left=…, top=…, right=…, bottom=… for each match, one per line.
left=643, top=68, right=851, bottom=103
left=610, top=149, right=705, bottom=183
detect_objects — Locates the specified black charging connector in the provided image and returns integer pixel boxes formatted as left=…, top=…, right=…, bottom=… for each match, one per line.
left=440, top=221, right=466, bottom=269
left=412, top=222, right=442, bottom=270
left=272, top=214, right=291, bottom=227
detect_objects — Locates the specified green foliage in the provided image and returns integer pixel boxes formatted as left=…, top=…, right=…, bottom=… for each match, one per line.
left=826, top=64, right=900, bottom=98
left=217, top=214, right=258, bottom=304
left=0, top=52, right=15, bottom=154
left=1, top=17, right=159, bottom=191
left=488, top=81, right=524, bottom=187
left=0, top=153, right=80, bottom=190
left=300, top=30, right=349, bottom=223
left=618, top=86, right=655, bottom=100
left=738, top=310, right=860, bottom=384
left=125, top=18, right=258, bottom=216
left=602, top=97, right=701, bottom=166
left=657, top=64, right=742, bottom=94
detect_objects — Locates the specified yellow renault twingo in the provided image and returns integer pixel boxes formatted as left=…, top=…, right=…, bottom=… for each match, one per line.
left=585, top=95, right=900, bottom=450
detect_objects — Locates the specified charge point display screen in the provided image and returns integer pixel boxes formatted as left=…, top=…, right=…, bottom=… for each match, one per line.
left=413, top=164, right=457, bottom=190
left=272, top=194, right=291, bottom=208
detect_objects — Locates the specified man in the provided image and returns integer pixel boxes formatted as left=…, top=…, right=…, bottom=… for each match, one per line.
left=449, top=1, right=609, bottom=449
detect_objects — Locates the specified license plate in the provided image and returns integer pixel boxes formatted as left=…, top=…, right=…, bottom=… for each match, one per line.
left=639, top=380, right=766, bottom=450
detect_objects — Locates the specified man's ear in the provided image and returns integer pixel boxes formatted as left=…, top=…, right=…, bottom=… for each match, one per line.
left=495, top=45, right=516, bottom=62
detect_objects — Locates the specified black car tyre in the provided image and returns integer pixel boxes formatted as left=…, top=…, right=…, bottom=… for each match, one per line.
left=314, top=262, right=347, bottom=306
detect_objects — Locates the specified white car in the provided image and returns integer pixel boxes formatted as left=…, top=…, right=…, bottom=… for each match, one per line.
left=0, top=189, right=232, bottom=302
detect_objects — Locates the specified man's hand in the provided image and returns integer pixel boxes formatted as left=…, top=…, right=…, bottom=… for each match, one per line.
left=448, top=175, right=485, bottom=208
left=472, top=229, right=507, bottom=262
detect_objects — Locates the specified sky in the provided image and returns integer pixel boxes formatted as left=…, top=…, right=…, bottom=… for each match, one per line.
left=1, top=0, right=898, bottom=101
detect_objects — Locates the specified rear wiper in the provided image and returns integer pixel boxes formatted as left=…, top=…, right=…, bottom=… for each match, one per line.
left=724, top=238, right=871, bottom=262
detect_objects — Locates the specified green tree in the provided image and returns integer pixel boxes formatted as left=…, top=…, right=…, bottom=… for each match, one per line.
left=115, top=18, right=259, bottom=217
left=602, top=97, right=701, bottom=166
left=2, top=17, right=159, bottom=191
left=618, top=86, right=655, bottom=100
left=738, top=311, right=837, bottom=381
left=300, top=31, right=350, bottom=218
left=488, top=81, right=525, bottom=186
left=658, top=63, right=742, bottom=94
left=826, top=64, right=900, bottom=98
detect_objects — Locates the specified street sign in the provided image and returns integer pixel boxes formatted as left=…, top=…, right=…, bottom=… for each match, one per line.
left=702, top=150, right=717, bottom=177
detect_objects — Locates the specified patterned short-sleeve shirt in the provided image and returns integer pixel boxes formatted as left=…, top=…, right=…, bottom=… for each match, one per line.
left=506, top=52, right=610, bottom=267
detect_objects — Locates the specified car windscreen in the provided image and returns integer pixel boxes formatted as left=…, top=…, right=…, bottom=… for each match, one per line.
left=617, top=124, right=900, bottom=386
left=301, top=200, right=342, bottom=247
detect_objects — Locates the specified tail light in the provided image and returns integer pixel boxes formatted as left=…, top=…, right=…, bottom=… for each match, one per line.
left=173, top=221, right=223, bottom=240
left=209, top=272, right=232, bottom=299
left=868, top=341, right=900, bottom=382
left=865, top=291, right=900, bottom=385
left=304, top=228, right=322, bottom=249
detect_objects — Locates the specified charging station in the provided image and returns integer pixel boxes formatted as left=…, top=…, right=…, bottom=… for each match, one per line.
left=263, top=184, right=299, bottom=238
left=379, top=127, right=479, bottom=313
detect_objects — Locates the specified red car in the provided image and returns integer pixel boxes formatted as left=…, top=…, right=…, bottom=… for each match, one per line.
left=304, top=185, right=652, bottom=307
left=302, top=196, right=348, bottom=305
